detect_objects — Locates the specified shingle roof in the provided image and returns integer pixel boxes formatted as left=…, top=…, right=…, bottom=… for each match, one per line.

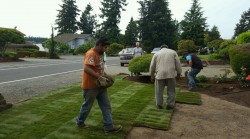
left=54, top=33, right=92, bottom=43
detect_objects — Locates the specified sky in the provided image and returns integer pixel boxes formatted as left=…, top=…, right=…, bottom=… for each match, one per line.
left=0, top=0, right=249, bottom=39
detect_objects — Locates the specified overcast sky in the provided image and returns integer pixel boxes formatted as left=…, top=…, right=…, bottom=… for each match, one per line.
left=0, top=0, right=249, bottom=39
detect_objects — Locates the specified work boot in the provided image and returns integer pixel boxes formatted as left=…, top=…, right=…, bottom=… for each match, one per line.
left=104, top=125, right=122, bottom=134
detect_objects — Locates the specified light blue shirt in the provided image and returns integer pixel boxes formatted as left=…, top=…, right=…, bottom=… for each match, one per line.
left=186, top=55, right=192, bottom=61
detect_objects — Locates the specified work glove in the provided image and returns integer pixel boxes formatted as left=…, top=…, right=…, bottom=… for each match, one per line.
left=96, top=75, right=115, bottom=88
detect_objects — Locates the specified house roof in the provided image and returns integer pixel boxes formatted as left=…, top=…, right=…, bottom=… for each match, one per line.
left=54, top=33, right=92, bottom=43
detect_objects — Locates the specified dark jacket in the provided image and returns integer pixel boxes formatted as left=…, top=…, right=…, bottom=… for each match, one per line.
left=190, top=54, right=203, bottom=69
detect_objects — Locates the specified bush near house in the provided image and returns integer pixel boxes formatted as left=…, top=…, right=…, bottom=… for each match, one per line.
left=229, top=43, right=250, bottom=75
left=128, top=54, right=153, bottom=73
left=31, top=51, right=49, bottom=58
left=16, top=51, right=33, bottom=58
left=74, top=41, right=94, bottom=55
left=237, top=31, right=250, bottom=44
left=43, top=39, right=69, bottom=54
left=106, top=43, right=124, bottom=56
left=0, top=28, right=25, bottom=56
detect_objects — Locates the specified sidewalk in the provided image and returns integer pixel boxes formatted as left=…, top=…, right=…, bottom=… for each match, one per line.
left=106, top=64, right=235, bottom=78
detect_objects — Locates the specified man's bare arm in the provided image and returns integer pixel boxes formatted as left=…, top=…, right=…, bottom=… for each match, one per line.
left=84, top=64, right=100, bottom=79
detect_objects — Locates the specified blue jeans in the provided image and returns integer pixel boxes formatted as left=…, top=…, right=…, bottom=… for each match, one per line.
left=76, top=89, right=113, bottom=130
left=188, top=68, right=201, bottom=89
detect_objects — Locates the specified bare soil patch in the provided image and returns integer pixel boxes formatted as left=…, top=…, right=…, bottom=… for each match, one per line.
left=125, top=75, right=250, bottom=139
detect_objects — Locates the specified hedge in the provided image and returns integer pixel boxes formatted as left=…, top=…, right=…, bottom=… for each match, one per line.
left=128, top=54, right=153, bottom=73
left=229, top=43, right=250, bottom=75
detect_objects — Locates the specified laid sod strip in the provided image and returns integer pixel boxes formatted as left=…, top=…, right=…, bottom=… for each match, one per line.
left=134, top=101, right=173, bottom=130
left=176, top=92, right=201, bottom=105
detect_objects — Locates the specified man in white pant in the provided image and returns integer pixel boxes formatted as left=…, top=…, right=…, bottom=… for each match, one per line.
left=149, top=44, right=182, bottom=110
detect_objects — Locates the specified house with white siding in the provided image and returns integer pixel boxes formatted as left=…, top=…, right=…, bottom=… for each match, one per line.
left=54, top=33, right=94, bottom=49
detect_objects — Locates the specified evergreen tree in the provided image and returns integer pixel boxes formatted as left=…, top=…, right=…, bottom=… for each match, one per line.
left=97, top=0, right=127, bottom=43
left=124, top=17, right=139, bottom=46
left=207, top=25, right=221, bottom=42
left=138, top=0, right=178, bottom=52
left=180, top=0, right=207, bottom=47
left=78, top=3, right=97, bottom=34
left=233, top=8, right=250, bottom=39
left=55, top=0, right=80, bottom=35
left=49, top=26, right=58, bottom=59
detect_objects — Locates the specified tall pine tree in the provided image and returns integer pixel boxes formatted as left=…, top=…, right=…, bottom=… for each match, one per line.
left=97, top=0, right=127, bottom=43
left=124, top=17, right=139, bottom=46
left=138, top=0, right=178, bottom=51
left=233, top=8, right=250, bottom=39
left=207, top=25, right=221, bottom=42
left=78, top=3, right=97, bottom=34
left=55, top=0, right=80, bottom=35
left=180, top=0, right=207, bottom=47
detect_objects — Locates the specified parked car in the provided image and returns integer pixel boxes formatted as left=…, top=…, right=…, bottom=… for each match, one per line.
left=151, top=47, right=161, bottom=54
left=119, top=47, right=134, bottom=66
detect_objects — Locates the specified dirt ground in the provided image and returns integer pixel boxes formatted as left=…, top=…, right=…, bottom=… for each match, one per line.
left=125, top=76, right=250, bottom=139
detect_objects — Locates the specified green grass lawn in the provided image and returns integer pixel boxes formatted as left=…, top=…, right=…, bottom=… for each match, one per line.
left=0, top=76, right=201, bottom=139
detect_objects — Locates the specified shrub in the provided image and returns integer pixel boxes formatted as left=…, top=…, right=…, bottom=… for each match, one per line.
left=4, top=52, right=17, bottom=58
left=20, top=49, right=39, bottom=53
left=217, top=40, right=236, bottom=61
left=196, top=75, right=208, bottom=83
left=106, top=43, right=124, bottom=56
left=229, top=43, right=250, bottom=75
left=177, top=40, right=196, bottom=52
left=219, top=40, right=236, bottom=50
left=43, top=39, right=69, bottom=54
left=128, top=54, right=153, bottom=73
left=74, top=41, right=94, bottom=55
left=207, top=39, right=223, bottom=51
left=31, top=51, right=49, bottom=58
left=0, top=28, right=25, bottom=55
left=237, top=31, right=250, bottom=44
left=218, top=48, right=229, bottom=61
left=213, top=69, right=231, bottom=83
left=16, top=51, right=33, bottom=58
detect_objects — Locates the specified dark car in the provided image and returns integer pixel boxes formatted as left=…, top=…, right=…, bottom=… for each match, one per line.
left=119, top=47, right=134, bottom=66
